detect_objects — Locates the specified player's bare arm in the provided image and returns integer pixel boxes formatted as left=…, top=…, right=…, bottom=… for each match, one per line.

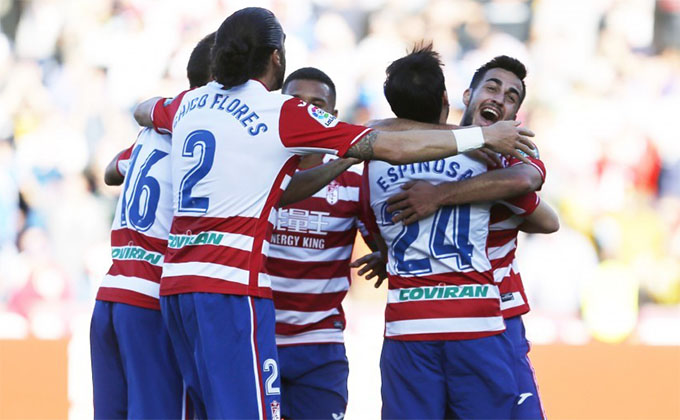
left=279, top=157, right=361, bottom=207
left=349, top=233, right=389, bottom=288
left=386, top=163, right=544, bottom=225
left=133, top=97, right=162, bottom=128
left=518, top=200, right=560, bottom=233
left=104, top=150, right=127, bottom=186
left=345, top=120, right=535, bottom=165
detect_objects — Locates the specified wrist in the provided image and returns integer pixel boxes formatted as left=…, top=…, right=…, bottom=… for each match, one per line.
left=453, top=126, right=484, bottom=152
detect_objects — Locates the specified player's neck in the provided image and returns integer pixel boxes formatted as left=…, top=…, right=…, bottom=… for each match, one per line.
left=298, top=154, right=324, bottom=170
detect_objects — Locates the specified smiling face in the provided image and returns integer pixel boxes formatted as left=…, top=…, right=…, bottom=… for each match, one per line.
left=461, top=67, right=524, bottom=127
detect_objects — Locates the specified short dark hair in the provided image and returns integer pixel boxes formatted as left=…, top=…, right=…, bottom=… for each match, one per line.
left=282, top=67, right=336, bottom=99
left=211, top=7, right=284, bottom=89
left=383, top=43, right=445, bottom=124
left=469, top=55, right=527, bottom=104
left=187, top=32, right=215, bottom=88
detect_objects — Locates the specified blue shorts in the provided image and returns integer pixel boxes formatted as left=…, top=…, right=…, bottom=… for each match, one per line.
left=278, top=343, right=349, bottom=419
left=504, top=316, right=546, bottom=419
left=161, top=293, right=282, bottom=420
left=380, top=334, right=518, bottom=419
left=90, top=301, right=187, bottom=419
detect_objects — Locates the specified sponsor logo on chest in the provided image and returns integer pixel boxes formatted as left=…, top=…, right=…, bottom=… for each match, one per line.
left=326, top=180, right=340, bottom=205
left=397, top=284, right=491, bottom=302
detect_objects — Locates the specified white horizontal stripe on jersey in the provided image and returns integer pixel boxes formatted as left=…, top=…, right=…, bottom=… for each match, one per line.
left=387, top=284, right=500, bottom=304
left=385, top=316, right=505, bottom=337
left=162, top=261, right=249, bottom=285
left=346, top=163, right=363, bottom=176
left=268, top=243, right=353, bottom=262
left=167, top=231, right=255, bottom=252
left=270, top=275, right=349, bottom=294
left=258, top=272, right=271, bottom=289
left=500, top=291, right=526, bottom=311
left=275, top=328, right=344, bottom=345
left=101, top=274, right=160, bottom=299
left=493, top=259, right=519, bottom=283
left=111, top=246, right=164, bottom=266
left=286, top=146, right=342, bottom=155
left=488, top=238, right=517, bottom=260
left=275, top=308, right=341, bottom=326
left=490, top=215, right=523, bottom=231
left=498, top=200, right=532, bottom=217
left=311, top=185, right=359, bottom=202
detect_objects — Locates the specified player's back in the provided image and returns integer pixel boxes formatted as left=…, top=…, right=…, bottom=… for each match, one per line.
left=158, top=80, right=369, bottom=299
left=97, top=128, right=173, bottom=309
left=365, top=155, right=504, bottom=340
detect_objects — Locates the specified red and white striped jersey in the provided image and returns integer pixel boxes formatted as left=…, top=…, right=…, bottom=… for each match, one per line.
left=488, top=155, right=546, bottom=319
left=364, top=156, right=510, bottom=341
left=150, top=80, right=371, bottom=299
left=97, top=128, right=173, bottom=310
left=267, top=157, right=368, bottom=346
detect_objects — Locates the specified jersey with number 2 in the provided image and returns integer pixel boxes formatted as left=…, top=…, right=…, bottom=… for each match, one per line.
left=150, top=80, right=371, bottom=299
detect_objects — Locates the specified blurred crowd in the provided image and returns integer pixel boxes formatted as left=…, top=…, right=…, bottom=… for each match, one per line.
left=1, top=0, right=679, bottom=345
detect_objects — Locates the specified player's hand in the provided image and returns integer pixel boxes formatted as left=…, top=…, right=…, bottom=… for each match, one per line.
left=386, top=181, right=439, bottom=225
left=481, top=121, right=536, bottom=164
left=465, top=147, right=502, bottom=168
left=350, top=252, right=388, bottom=288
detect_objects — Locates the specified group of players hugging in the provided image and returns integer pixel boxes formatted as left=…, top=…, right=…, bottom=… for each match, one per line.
left=90, top=6, right=559, bottom=420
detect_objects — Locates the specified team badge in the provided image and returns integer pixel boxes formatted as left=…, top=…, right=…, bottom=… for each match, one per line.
left=308, top=105, right=338, bottom=128
left=270, top=400, right=281, bottom=420
left=326, top=180, right=340, bottom=205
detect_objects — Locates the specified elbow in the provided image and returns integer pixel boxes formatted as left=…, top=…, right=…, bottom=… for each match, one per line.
left=547, top=216, right=560, bottom=233
left=133, top=105, right=147, bottom=126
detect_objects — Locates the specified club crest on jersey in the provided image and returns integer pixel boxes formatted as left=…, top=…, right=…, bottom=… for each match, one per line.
left=308, top=105, right=338, bottom=128
left=326, top=180, right=340, bottom=205
left=270, top=400, right=281, bottom=420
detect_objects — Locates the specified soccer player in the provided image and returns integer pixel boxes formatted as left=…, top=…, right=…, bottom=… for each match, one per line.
left=267, top=67, right=374, bottom=420
left=359, top=47, right=555, bottom=418
left=132, top=7, right=535, bottom=418
left=90, top=32, right=214, bottom=419
left=378, top=55, right=559, bottom=419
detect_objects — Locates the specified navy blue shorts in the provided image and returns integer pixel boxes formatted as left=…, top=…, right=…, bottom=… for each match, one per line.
left=161, top=293, right=282, bottom=420
left=380, top=334, right=518, bottom=419
left=504, top=316, right=545, bottom=419
left=90, top=301, right=187, bottom=419
left=278, top=343, right=349, bottom=419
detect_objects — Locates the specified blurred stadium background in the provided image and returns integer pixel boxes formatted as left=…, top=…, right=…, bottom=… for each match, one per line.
left=0, top=0, right=679, bottom=418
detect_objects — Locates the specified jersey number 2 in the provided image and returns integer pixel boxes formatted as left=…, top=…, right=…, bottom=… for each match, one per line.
left=178, top=130, right=216, bottom=213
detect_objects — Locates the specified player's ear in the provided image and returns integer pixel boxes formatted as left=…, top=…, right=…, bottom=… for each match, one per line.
left=462, top=89, right=471, bottom=106
left=272, top=49, right=283, bottom=67
left=332, top=109, right=338, bottom=117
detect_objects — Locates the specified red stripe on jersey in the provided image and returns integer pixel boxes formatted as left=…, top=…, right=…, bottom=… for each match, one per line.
left=107, top=260, right=162, bottom=281
left=152, top=91, right=191, bottom=134
left=272, top=290, right=347, bottom=312
left=160, top=275, right=273, bottom=299
left=499, top=271, right=530, bottom=318
left=275, top=315, right=345, bottom=336
left=490, top=251, right=516, bottom=271
left=487, top=229, right=518, bottom=248
left=170, top=215, right=259, bottom=237
left=165, top=244, right=251, bottom=271
left=96, top=288, right=160, bottom=310
left=284, top=196, right=361, bottom=218
left=387, top=271, right=493, bottom=290
left=111, top=228, right=167, bottom=253
left=248, top=156, right=300, bottom=293
left=278, top=98, right=370, bottom=157
left=385, top=298, right=501, bottom=321
left=266, top=257, right=350, bottom=279
left=508, top=155, right=547, bottom=184
left=387, top=330, right=501, bottom=342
